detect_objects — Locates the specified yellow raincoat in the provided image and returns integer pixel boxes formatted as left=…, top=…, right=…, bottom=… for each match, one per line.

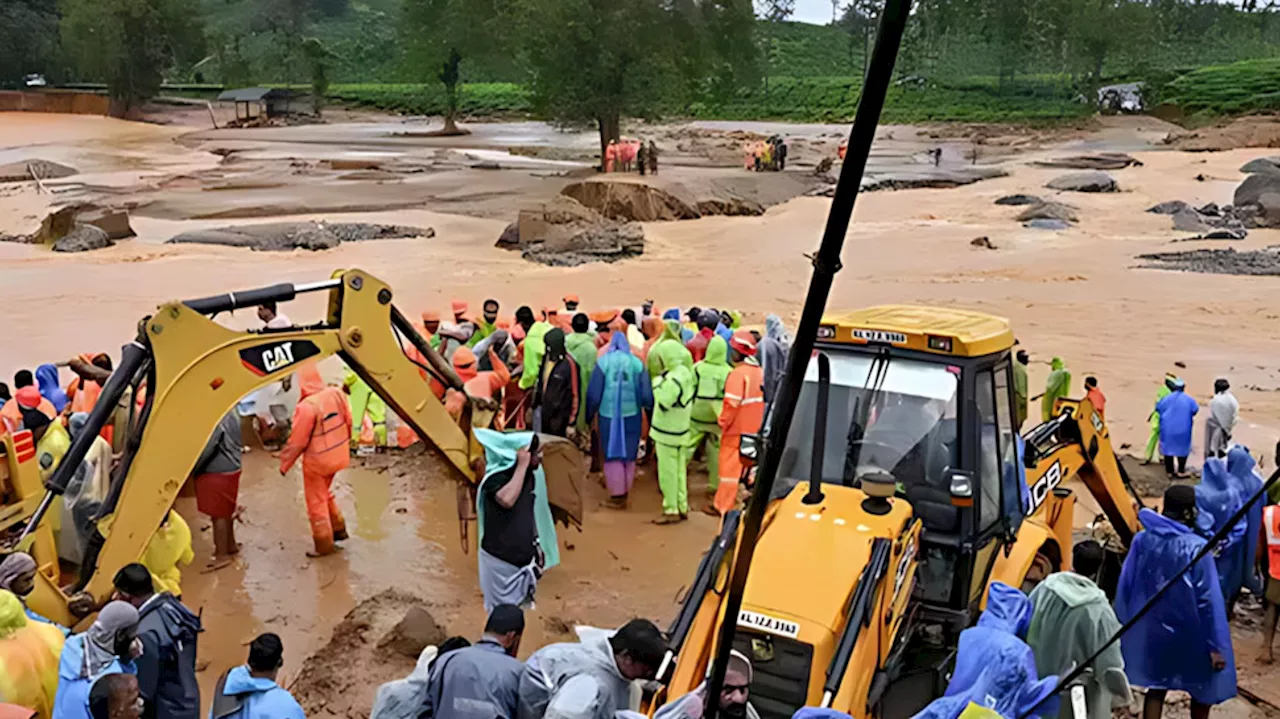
left=142, top=511, right=195, bottom=596
left=0, top=591, right=63, bottom=719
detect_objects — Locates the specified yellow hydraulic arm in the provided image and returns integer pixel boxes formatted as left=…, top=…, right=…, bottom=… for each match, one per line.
left=19, top=269, right=476, bottom=625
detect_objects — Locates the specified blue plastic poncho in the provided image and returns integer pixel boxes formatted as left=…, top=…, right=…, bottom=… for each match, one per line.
left=36, top=364, right=68, bottom=414
left=1115, top=508, right=1236, bottom=705
left=1156, top=389, right=1199, bottom=458
left=915, top=583, right=1059, bottom=719
left=1226, top=446, right=1265, bottom=595
left=474, top=429, right=560, bottom=571
left=793, top=711, right=854, bottom=719
left=1196, top=458, right=1249, bottom=601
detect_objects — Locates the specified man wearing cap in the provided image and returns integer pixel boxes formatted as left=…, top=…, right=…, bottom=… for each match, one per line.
left=711, top=331, right=765, bottom=517
left=563, top=294, right=580, bottom=314
left=1156, top=378, right=1199, bottom=479
left=421, top=311, right=442, bottom=351
left=1116, top=485, right=1235, bottom=719
left=421, top=605, right=525, bottom=719
left=468, top=300, right=502, bottom=348
left=451, top=299, right=470, bottom=326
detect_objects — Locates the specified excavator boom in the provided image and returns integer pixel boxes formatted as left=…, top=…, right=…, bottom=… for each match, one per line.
left=18, top=269, right=477, bottom=625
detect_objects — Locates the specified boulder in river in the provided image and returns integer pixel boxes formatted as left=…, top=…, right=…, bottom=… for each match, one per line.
left=861, top=166, right=1007, bottom=192
left=1024, top=219, right=1071, bottom=231
left=500, top=196, right=644, bottom=267
left=1147, top=200, right=1190, bottom=215
left=1240, top=156, right=1280, bottom=175
left=995, top=194, right=1042, bottom=206
left=1016, top=201, right=1078, bottom=224
left=52, top=224, right=112, bottom=253
left=168, top=222, right=434, bottom=251
left=1033, top=153, right=1140, bottom=171
left=1045, top=171, right=1118, bottom=193
left=561, top=180, right=699, bottom=222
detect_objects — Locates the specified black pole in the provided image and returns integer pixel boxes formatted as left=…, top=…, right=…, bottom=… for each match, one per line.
left=803, top=353, right=830, bottom=505
left=702, top=0, right=913, bottom=711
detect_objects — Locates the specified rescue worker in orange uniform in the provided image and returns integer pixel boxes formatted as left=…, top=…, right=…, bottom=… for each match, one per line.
left=710, top=331, right=765, bottom=517
left=1260, top=503, right=1280, bottom=663
left=279, top=363, right=352, bottom=557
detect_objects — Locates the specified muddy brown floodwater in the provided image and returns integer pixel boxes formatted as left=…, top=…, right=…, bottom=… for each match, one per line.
left=6, top=109, right=1280, bottom=718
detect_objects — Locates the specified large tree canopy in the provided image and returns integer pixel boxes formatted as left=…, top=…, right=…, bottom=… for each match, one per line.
left=400, top=0, right=513, bottom=133
left=61, top=0, right=204, bottom=113
left=519, top=0, right=758, bottom=162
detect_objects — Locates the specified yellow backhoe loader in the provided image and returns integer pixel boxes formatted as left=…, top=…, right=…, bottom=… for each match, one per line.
left=0, top=269, right=488, bottom=627
left=652, top=306, right=1144, bottom=719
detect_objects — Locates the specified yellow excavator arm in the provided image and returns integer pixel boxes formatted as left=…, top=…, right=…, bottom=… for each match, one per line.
left=990, top=395, right=1142, bottom=591
left=13, top=269, right=479, bottom=626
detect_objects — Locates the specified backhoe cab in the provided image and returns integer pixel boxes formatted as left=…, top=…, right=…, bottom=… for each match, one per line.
left=658, top=305, right=1141, bottom=719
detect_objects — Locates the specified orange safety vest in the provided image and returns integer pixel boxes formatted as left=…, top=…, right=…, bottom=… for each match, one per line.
left=719, top=361, right=765, bottom=438
left=280, top=387, right=351, bottom=476
left=1264, top=505, right=1280, bottom=581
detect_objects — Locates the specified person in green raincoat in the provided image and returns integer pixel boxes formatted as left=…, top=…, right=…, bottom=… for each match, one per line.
left=564, top=314, right=598, bottom=437
left=650, top=320, right=696, bottom=524
left=467, top=299, right=501, bottom=348
left=343, top=367, right=387, bottom=446
left=1040, top=357, right=1071, bottom=423
left=688, top=336, right=731, bottom=498
left=648, top=319, right=692, bottom=380
left=1144, top=373, right=1178, bottom=464
left=517, top=306, right=554, bottom=392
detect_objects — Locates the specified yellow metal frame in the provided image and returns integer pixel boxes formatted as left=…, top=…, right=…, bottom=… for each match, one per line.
left=658, top=307, right=1141, bottom=719
left=14, top=269, right=475, bottom=625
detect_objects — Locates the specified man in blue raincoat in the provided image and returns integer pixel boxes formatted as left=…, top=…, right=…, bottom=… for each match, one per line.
left=1116, top=485, right=1235, bottom=719
left=1196, top=457, right=1249, bottom=605
left=914, top=582, right=1059, bottom=719
left=1156, top=379, right=1199, bottom=478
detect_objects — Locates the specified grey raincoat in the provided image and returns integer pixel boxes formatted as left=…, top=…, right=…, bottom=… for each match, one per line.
left=517, top=631, right=632, bottom=719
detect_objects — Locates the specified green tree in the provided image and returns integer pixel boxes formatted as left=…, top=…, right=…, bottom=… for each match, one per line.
left=0, top=0, right=61, bottom=85
left=520, top=0, right=757, bottom=163
left=61, top=0, right=204, bottom=115
left=400, top=0, right=511, bottom=135
left=756, top=0, right=795, bottom=96
left=301, top=36, right=331, bottom=114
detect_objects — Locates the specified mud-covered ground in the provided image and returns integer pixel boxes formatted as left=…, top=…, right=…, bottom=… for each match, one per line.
left=7, top=108, right=1280, bottom=718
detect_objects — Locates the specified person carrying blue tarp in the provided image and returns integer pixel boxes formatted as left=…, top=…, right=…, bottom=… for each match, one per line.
left=1116, top=485, right=1236, bottom=719
left=913, top=582, right=1059, bottom=719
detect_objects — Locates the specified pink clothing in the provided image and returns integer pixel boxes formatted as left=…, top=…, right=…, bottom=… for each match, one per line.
left=603, top=460, right=636, bottom=497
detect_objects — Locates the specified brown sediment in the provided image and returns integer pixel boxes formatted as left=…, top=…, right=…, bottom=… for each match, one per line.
left=10, top=111, right=1280, bottom=719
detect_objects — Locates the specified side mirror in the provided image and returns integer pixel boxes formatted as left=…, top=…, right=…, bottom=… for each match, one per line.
left=739, top=433, right=759, bottom=462
left=948, top=469, right=975, bottom=507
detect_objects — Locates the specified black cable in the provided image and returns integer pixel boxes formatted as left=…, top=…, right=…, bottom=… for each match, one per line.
left=1017, top=465, right=1280, bottom=719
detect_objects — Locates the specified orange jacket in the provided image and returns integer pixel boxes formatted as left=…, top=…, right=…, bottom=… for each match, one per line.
left=447, top=349, right=510, bottom=419
left=280, top=367, right=352, bottom=476
left=719, top=361, right=765, bottom=438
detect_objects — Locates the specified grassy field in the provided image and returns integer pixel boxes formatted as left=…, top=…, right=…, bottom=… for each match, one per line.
left=317, top=76, right=1090, bottom=124
left=324, top=82, right=532, bottom=116
left=1161, top=57, right=1280, bottom=117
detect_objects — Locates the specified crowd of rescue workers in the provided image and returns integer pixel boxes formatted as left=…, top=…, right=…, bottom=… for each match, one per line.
left=0, top=292, right=1273, bottom=719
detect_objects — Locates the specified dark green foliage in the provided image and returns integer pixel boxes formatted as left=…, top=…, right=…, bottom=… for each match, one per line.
left=1163, top=58, right=1280, bottom=116
left=61, top=0, right=205, bottom=111
left=0, top=0, right=61, bottom=85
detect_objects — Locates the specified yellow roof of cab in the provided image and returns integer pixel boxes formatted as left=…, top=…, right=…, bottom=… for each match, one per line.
left=820, top=305, right=1014, bottom=357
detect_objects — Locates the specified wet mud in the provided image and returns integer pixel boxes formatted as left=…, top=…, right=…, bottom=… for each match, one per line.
left=290, top=590, right=444, bottom=719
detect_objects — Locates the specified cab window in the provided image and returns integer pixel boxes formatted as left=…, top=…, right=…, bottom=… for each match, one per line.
left=975, top=369, right=1001, bottom=529
left=993, top=362, right=1023, bottom=521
